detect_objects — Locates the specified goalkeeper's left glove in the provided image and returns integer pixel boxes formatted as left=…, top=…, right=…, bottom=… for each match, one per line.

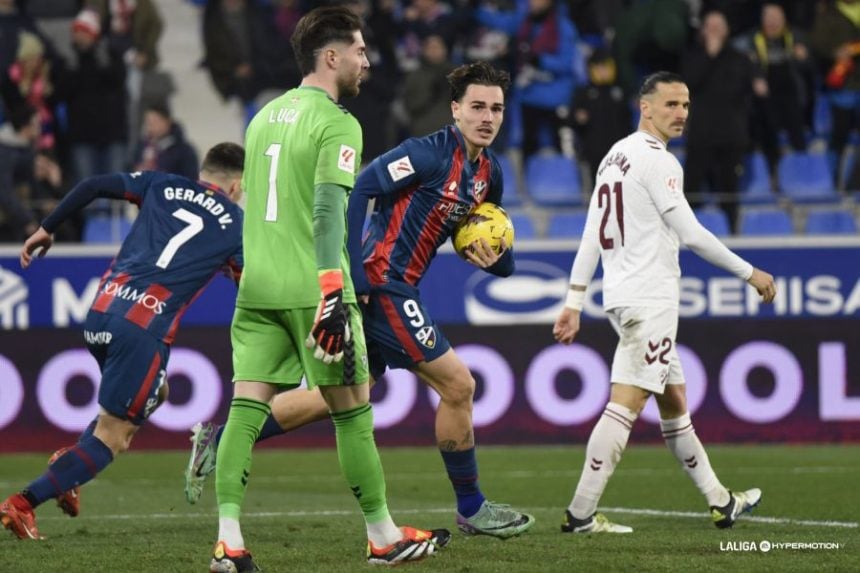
left=305, top=269, right=350, bottom=364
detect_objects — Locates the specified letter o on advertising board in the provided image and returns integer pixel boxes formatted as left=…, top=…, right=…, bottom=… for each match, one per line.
left=525, top=345, right=609, bottom=425
left=37, top=349, right=101, bottom=432
left=372, top=369, right=418, bottom=429
left=426, top=345, right=515, bottom=428
left=150, top=348, right=221, bottom=431
left=719, top=341, right=802, bottom=423
left=0, top=356, right=24, bottom=430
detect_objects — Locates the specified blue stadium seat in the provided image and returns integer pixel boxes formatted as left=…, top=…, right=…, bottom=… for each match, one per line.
left=804, top=209, right=858, bottom=235
left=739, top=152, right=776, bottom=203
left=83, top=215, right=132, bottom=243
left=694, top=207, right=731, bottom=236
left=496, top=154, right=522, bottom=207
left=525, top=155, right=582, bottom=206
left=546, top=210, right=588, bottom=238
left=509, top=212, right=537, bottom=239
left=738, top=208, right=794, bottom=236
left=777, top=152, right=837, bottom=202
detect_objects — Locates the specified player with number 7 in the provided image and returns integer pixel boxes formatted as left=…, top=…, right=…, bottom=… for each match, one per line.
left=2, top=143, right=246, bottom=542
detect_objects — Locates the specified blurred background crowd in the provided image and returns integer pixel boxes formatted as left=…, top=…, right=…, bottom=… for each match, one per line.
left=1, top=0, right=859, bottom=243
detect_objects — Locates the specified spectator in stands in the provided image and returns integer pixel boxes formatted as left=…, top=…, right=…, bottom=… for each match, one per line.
left=1, top=28, right=63, bottom=152
left=569, top=47, right=631, bottom=185
left=26, top=0, right=83, bottom=65
left=682, top=11, right=753, bottom=230
left=0, top=104, right=40, bottom=241
left=810, top=0, right=860, bottom=189
left=402, top=34, right=456, bottom=138
left=396, top=0, right=459, bottom=72
left=201, top=0, right=297, bottom=123
left=66, top=9, right=128, bottom=182
left=338, top=0, right=400, bottom=164
left=133, top=102, right=199, bottom=180
left=475, top=0, right=581, bottom=162
left=86, top=0, right=164, bottom=155
left=736, top=3, right=811, bottom=187
left=613, top=0, right=690, bottom=97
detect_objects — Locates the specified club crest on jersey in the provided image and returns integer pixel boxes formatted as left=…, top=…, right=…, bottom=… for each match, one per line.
left=387, top=155, right=415, bottom=182
left=338, top=145, right=357, bottom=174
left=472, top=179, right=487, bottom=201
left=415, top=326, right=436, bottom=349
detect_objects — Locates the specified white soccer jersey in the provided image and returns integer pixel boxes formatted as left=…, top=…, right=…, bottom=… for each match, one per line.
left=584, top=131, right=684, bottom=310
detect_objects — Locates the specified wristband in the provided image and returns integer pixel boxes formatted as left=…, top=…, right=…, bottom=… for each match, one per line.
left=565, top=286, right=585, bottom=310
left=318, top=269, right=344, bottom=296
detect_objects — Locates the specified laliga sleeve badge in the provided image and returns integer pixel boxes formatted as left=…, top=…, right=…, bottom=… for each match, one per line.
left=387, top=155, right=415, bottom=182
left=338, top=145, right=357, bottom=174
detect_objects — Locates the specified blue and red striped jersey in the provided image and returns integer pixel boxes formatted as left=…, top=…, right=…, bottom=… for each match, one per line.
left=89, top=171, right=243, bottom=343
left=356, top=126, right=504, bottom=287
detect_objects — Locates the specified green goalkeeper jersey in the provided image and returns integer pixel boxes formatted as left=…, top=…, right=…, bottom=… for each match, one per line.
left=238, top=86, right=362, bottom=309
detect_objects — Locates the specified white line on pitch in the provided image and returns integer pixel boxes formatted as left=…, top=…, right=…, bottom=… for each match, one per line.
left=38, top=506, right=858, bottom=529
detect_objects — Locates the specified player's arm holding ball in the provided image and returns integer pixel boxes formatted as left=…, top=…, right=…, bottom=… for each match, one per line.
left=463, top=156, right=514, bottom=276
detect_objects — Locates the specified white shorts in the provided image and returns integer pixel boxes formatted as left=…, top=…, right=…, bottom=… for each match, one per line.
left=606, top=306, right=685, bottom=394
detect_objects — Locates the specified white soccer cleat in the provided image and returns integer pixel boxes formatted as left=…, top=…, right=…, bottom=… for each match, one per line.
left=184, top=422, right=220, bottom=504
left=711, top=488, right=762, bottom=529
left=561, top=510, right=633, bottom=533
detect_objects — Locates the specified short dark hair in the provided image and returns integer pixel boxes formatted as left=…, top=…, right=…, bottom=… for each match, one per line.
left=447, top=61, right=511, bottom=103
left=145, top=101, right=172, bottom=120
left=201, top=142, right=244, bottom=175
left=639, top=71, right=685, bottom=98
left=290, top=6, right=364, bottom=77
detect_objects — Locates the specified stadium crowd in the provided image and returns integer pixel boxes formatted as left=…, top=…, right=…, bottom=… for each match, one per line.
left=0, top=0, right=858, bottom=241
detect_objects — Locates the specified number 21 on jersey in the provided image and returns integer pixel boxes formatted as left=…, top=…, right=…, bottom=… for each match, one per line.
left=598, top=181, right=625, bottom=250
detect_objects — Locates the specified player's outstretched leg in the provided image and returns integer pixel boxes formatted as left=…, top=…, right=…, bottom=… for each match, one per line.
left=48, top=448, right=81, bottom=517
left=562, top=402, right=637, bottom=534
left=711, top=488, right=762, bottom=529
left=658, top=401, right=762, bottom=528
left=185, top=388, right=330, bottom=504
left=328, top=397, right=450, bottom=564
left=420, top=350, right=534, bottom=538
left=185, top=422, right=220, bottom=504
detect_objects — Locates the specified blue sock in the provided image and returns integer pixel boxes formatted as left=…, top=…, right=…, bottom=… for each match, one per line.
left=21, top=435, right=114, bottom=508
left=77, top=417, right=98, bottom=443
left=215, top=414, right=284, bottom=448
left=440, top=448, right=485, bottom=518
left=257, top=414, right=285, bottom=442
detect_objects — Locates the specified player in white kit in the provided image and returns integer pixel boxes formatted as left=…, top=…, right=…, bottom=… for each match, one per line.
left=553, top=71, right=777, bottom=533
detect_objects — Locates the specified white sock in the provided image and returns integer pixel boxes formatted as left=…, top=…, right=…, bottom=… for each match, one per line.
left=568, top=402, right=637, bottom=520
left=218, top=516, right=245, bottom=549
left=366, top=516, right=402, bottom=547
left=661, top=413, right=730, bottom=507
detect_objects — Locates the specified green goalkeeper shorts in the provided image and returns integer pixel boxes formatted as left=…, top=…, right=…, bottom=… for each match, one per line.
left=230, top=304, right=369, bottom=388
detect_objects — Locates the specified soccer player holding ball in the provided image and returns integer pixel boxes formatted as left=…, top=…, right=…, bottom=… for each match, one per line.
left=553, top=71, right=777, bottom=533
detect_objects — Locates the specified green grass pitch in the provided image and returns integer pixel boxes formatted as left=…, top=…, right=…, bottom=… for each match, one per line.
left=1, top=445, right=857, bottom=572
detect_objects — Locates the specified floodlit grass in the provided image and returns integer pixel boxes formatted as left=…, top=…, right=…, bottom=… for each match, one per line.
left=1, top=445, right=857, bottom=572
